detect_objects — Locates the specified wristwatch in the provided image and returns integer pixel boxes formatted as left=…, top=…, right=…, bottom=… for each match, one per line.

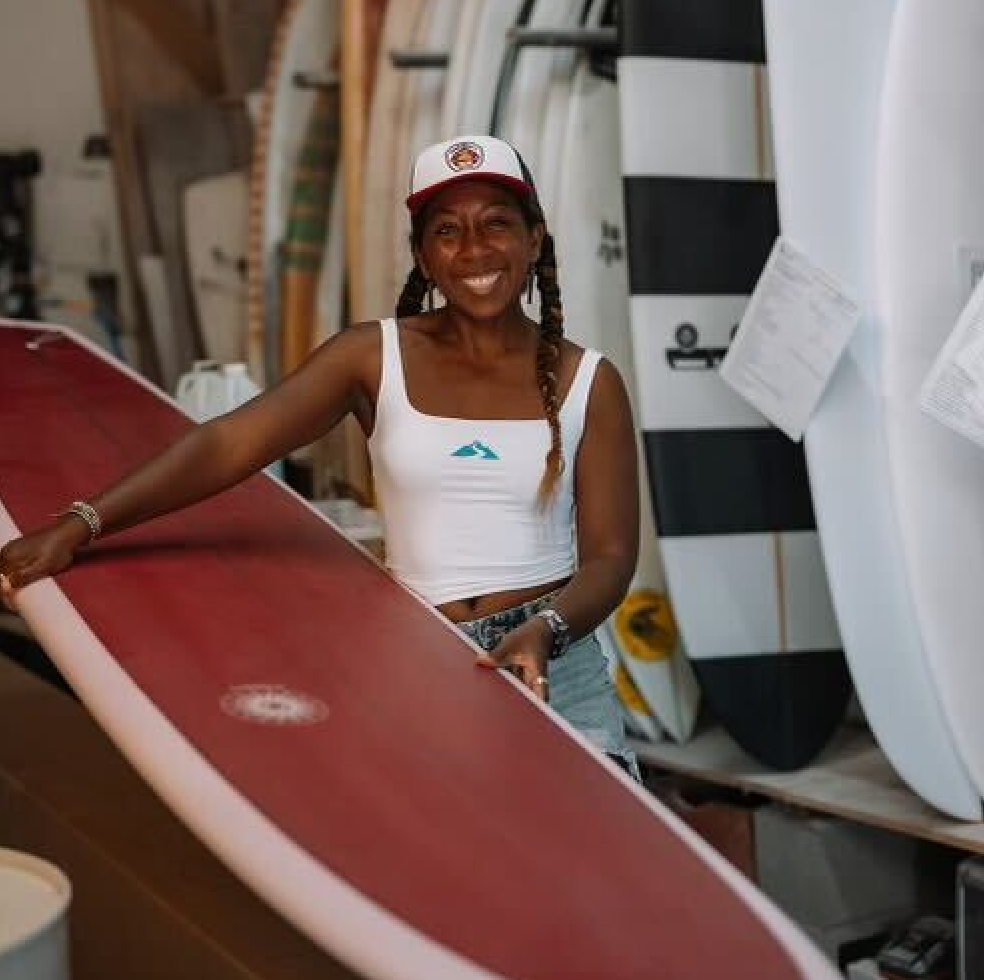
left=534, top=608, right=571, bottom=660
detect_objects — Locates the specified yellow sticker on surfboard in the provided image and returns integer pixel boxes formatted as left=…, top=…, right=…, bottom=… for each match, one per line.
left=615, top=662, right=649, bottom=713
left=614, top=660, right=662, bottom=741
left=614, top=590, right=679, bottom=664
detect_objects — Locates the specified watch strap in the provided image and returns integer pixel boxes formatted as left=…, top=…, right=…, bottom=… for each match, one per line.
left=534, top=608, right=571, bottom=660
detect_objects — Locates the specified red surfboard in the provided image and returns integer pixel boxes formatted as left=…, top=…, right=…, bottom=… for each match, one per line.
left=0, top=320, right=836, bottom=980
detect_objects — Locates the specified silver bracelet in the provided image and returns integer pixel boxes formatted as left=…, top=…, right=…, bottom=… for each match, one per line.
left=60, top=501, right=102, bottom=542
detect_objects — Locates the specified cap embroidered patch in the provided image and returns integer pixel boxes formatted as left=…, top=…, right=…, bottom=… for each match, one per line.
left=444, top=140, right=485, bottom=172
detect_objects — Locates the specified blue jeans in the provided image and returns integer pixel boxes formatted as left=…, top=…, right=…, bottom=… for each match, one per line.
left=457, top=591, right=640, bottom=780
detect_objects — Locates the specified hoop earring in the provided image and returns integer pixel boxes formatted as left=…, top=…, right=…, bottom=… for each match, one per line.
left=526, top=267, right=536, bottom=305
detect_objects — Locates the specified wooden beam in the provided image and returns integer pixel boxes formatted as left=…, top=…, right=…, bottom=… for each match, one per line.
left=86, top=0, right=159, bottom=379
left=106, top=0, right=223, bottom=94
left=85, top=0, right=224, bottom=381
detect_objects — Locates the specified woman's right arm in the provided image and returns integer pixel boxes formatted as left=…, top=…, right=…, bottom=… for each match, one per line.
left=0, top=322, right=381, bottom=593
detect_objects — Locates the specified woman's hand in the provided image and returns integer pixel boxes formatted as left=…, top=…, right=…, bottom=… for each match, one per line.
left=0, top=518, right=90, bottom=610
left=475, top=617, right=553, bottom=701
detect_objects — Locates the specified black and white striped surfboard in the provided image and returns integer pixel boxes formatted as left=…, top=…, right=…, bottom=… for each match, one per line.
left=617, top=0, right=850, bottom=769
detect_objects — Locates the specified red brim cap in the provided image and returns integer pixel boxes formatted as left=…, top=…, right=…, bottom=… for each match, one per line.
left=406, top=172, right=534, bottom=215
left=406, top=136, right=537, bottom=215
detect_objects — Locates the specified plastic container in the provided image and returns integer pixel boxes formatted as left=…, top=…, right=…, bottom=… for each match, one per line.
left=0, top=848, right=71, bottom=980
left=176, top=360, right=283, bottom=478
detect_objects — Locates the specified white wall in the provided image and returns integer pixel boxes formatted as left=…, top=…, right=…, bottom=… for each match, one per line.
left=0, top=0, right=131, bottom=355
left=0, top=0, right=106, bottom=164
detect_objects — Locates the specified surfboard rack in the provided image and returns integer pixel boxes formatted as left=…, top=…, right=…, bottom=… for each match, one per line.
left=504, top=27, right=618, bottom=54
left=389, top=51, right=450, bottom=71
left=291, top=71, right=339, bottom=91
left=490, top=26, right=619, bottom=133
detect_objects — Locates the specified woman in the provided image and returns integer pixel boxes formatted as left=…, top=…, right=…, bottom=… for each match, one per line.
left=0, top=135, right=641, bottom=774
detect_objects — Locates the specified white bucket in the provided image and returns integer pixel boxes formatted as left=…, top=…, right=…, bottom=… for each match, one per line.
left=0, top=849, right=71, bottom=980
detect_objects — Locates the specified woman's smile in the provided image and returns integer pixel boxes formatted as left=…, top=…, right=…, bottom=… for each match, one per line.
left=460, top=271, right=503, bottom=295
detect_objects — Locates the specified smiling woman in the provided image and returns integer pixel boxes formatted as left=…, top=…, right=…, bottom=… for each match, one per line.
left=0, top=134, right=642, bottom=775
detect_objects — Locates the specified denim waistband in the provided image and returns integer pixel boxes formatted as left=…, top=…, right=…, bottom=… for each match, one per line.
left=456, top=588, right=562, bottom=653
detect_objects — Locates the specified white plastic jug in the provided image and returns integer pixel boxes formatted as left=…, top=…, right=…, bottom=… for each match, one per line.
left=175, top=360, right=258, bottom=420
left=176, top=361, right=283, bottom=478
left=0, top=849, right=70, bottom=980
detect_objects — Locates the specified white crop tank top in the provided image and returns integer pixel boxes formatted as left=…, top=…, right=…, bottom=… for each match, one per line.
left=368, top=318, right=602, bottom=605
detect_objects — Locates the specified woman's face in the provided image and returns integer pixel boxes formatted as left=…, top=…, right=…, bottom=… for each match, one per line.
left=415, top=180, right=544, bottom=319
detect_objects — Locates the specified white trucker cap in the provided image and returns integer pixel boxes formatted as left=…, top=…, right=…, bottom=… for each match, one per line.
left=406, top=135, right=537, bottom=214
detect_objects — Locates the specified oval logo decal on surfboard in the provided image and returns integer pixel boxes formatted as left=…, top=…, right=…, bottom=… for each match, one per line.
left=221, top=684, right=329, bottom=726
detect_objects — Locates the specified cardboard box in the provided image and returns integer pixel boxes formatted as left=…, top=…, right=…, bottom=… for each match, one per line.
left=0, top=653, right=359, bottom=980
left=755, top=804, right=919, bottom=963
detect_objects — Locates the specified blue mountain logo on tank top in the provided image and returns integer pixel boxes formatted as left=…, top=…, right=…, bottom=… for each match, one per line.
left=451, top=440, right=500, bottom=460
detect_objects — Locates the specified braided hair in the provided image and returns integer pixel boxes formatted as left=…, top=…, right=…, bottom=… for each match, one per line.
left=396, top=191, right=566, bottom=509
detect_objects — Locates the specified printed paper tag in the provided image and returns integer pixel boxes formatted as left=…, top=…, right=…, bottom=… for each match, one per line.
left=720, top=237, right=861, bottom=441
left=920, top=269, right=984, bottom=450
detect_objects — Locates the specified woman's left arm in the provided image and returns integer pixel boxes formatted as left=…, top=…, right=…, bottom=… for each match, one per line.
left=549, top=356, right=640, bottom=639
left=477, top=358, right=640, bottom=697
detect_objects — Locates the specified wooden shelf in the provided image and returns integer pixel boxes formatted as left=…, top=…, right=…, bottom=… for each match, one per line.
left=633, top=723, right=984, bottom=856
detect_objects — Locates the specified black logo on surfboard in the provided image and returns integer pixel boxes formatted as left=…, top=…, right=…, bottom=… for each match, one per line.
left=665, top=322, right=738, bottom=371
left=597, top=221, right=623, bottom=266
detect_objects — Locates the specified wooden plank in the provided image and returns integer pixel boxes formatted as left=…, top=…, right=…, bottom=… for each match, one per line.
left=86, top=0, right=158, bottom=380
left=342, top=0, right=388, bottom=323
left=107, top=0, right=223, bottom=94
left=634, top=724, right=984, bottom=855
left=86, top=0, right=224, bottom=384
left=340, top=0, right=399, bottom=504
left=340, top=0, right=390, bottom=505
left=210, top=0, right=287, bottom=98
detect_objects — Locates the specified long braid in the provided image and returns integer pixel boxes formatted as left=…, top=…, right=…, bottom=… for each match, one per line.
left=534, top=231, right=565, bottom=508
left=396, top=263, right=428, bottom=318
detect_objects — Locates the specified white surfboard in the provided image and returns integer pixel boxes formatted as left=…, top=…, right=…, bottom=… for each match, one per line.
left=534, top=0, right=596, bottom=222
left=439, top=0, right=485, bottom=137
left=407, top=0, right=461, bottom=159
left=495, top=0, right=584, bottom=175
left=359, top=0, right=427, bottom=322
left=457, top=0, right=525, bottom=136
left=555, top=16, right=698, bottom=743
left=183, top=171, right=249, bottom=366
left=876, top=0, right=984, bottom=804
left=763, top=3, right=979, bottom=819
left=393, top=0, right=462, bottom=296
